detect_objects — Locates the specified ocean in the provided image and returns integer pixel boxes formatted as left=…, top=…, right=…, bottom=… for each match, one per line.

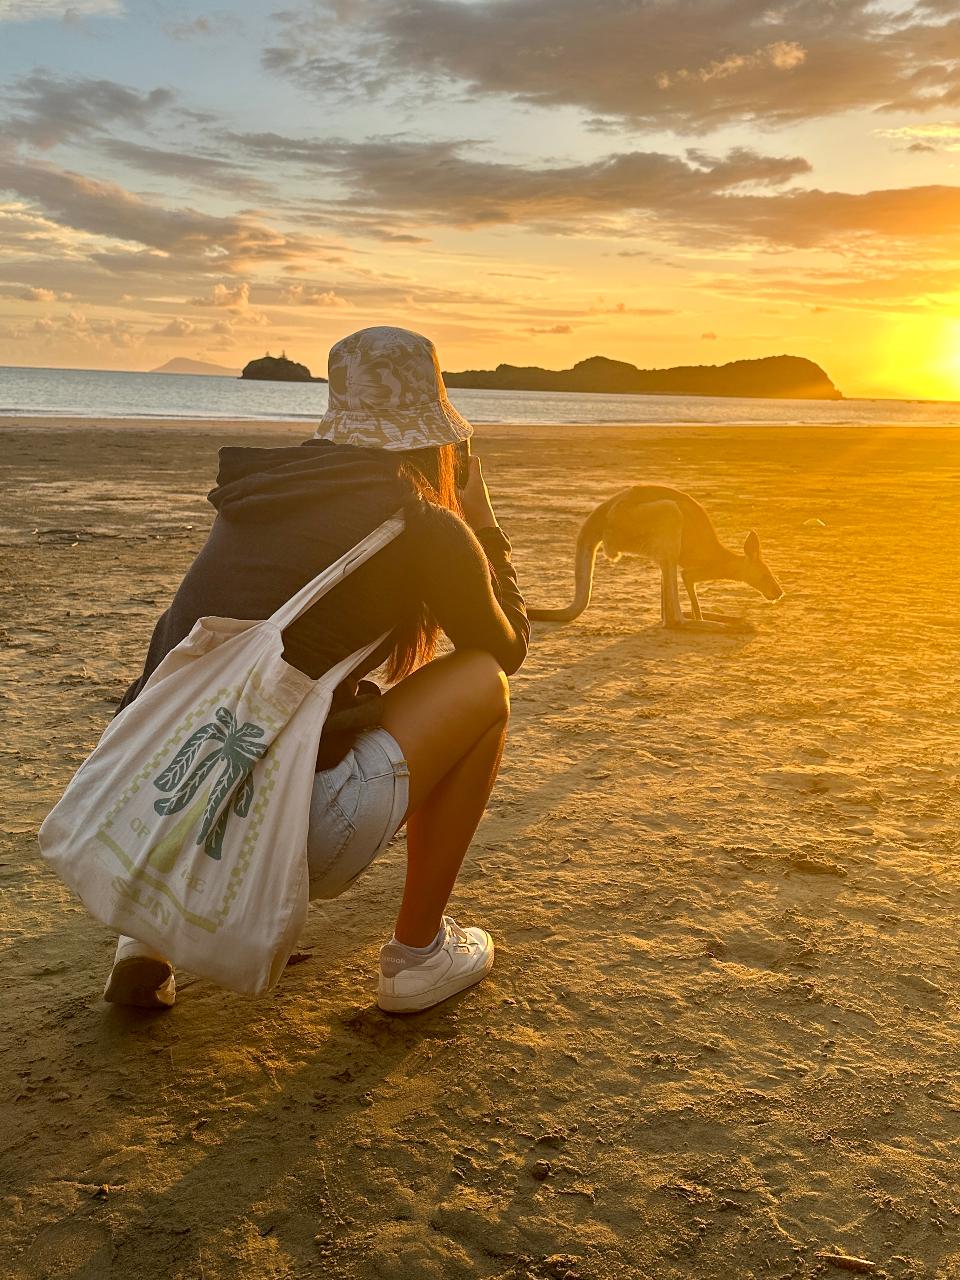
left=1, top=364, right=959, bottom=428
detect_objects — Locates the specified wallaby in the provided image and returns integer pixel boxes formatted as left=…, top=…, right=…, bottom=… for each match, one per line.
left=528, top=484, right=783, bottom=628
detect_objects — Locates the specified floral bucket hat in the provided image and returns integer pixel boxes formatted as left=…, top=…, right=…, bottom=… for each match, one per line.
left=314, top=325, right=473, bottom=451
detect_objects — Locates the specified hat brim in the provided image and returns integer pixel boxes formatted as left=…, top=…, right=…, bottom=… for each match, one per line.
left=314, top=395, right=473, bottom=451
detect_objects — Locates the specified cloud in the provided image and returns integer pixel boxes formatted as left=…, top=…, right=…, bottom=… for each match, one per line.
left=226, top=131, right=351, bottom=167
left=0, top=279, right=72, bottom=300
left=265, top=0, right=960, bottom=133
left=704, top=184, right=960, bottom=249
left=191, top=282, right=251, bottom=309
left=528, top=323, right=573, bottom=334
left=165, top=13, right=240, bottom=41
left=213, top=282, right=248, bottom=308
left=371, top=230, right=430, bottom=244
left=261, top=9, right=394, bottom=104
left=7, top=127, right=958, bottom=307
left=17, top=284, right=72, bottom=300
left=19, top=308, right=139, bottom=349
left=229, top=133, right=960, bottom=253
left=0, top=207, right=179, bottom=307
left=656, top=41, right=806, bottom=90
left=230, top=133, right=810, bottom=231
left=155, top=316, right=195, bottom=337
left=590, top=302, right=676, bottom=316
left=252, top=275, right=507, bottom=314
left=878, top=122, right=960, bottom=152
left=2, top=71, right=173, bottom=148
left=187, top=281, right=271, bottom=325
left=98, top=139, right=268, bottom=194
left=705, top=259, right=960, bottom=313
left=278, top=282, right=350, bottom=306
left=0, top=200, right=114, bottom=274
left=0, top=0, right=121, bottom=20
left=0, top=156, right=332, bottom=274
left=701, top=331, right=718, bottom=340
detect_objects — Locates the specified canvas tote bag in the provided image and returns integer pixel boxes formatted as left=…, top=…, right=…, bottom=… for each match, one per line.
left=39, top=512, right=404, bottom=995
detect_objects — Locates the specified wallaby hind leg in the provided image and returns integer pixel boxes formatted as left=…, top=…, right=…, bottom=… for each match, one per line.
left=682, top=571, right=703, bottom=621
left=661, top=557, right=685, bottom=628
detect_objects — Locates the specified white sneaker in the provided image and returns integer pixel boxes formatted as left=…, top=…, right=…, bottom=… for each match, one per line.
left=378, top=916, right=494, bottom=1013
left=103, top=936, right=176, bottom=1009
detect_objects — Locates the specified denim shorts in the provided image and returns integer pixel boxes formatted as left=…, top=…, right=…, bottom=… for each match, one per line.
left=306, top=728, right=409, bottom=900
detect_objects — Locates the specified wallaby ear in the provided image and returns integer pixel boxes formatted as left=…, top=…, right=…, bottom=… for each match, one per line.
left=744, top=530, right=761, bottom=561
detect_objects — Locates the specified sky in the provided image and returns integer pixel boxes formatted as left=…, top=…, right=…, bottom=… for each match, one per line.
left=0, top=1, right=959, bottom=398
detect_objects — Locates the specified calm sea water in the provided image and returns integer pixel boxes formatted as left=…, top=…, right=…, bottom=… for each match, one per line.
left=1, top=364, right=958, bottom=427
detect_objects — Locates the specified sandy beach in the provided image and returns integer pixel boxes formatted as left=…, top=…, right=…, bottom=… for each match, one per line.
left=2, top=417, right=959, bottom=1280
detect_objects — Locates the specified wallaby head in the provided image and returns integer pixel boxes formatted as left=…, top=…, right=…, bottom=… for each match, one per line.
left=741, top=531, right=783, bottom=601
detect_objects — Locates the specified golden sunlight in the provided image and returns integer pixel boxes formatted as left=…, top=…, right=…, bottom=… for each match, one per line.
left=878, top=316, right=960, bottom=402
left=7, top=3, right=960, bottom=1276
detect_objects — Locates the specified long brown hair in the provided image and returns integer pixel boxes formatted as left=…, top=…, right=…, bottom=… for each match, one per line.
left=385, top=443, right=462, bottom=682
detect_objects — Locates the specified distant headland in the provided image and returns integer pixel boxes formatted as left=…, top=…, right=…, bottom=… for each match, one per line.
left=240, top=352, right=327, bottom=383
left=443, top=354, right=842, bottom=400
left=155, top=350, right=839, bottom=398
left=152, top=358, right=240, bottom=377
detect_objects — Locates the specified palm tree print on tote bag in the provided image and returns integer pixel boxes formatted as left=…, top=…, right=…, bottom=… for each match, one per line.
left=151, top=706, right=268, bottom=865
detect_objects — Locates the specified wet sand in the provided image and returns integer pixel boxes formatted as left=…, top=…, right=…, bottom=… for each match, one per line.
left=1, top=417, right=959, bottom=1280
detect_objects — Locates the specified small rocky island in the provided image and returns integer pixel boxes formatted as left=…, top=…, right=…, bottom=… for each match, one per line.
left=240, top=352, right=326, bottom=383
left=443, top=354, right=842, bottom=400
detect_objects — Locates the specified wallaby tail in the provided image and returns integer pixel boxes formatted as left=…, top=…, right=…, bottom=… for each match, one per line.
left=527, top=504, right=609, bottom=623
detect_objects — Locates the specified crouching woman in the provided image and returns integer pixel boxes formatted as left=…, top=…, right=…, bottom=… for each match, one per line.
left=105, top=326, right=528, bottom=1013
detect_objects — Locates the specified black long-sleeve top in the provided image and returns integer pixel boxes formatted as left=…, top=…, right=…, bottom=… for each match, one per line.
left=118, top=439, right=528, bottom=768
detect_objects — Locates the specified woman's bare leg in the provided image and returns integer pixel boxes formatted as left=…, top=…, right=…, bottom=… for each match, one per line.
left=378, top=649, right=509, bottom=946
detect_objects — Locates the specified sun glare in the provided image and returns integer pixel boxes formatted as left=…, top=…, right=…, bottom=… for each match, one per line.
left=876, top=316, right=960, bottom=402
left=926, top=320, right=960, bottom=403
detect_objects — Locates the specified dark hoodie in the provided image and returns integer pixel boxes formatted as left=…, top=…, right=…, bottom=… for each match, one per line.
left=118, top=439, right=528, bottom=769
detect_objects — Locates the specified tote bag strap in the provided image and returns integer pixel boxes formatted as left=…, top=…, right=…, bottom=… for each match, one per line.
left=268, top=511, right=405, bottom=633
left=320, top=625, right=393, bottom=694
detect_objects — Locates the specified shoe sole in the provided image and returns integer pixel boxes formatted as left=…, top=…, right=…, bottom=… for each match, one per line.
left=103, top=956, right=176, bottom=1009
left=377, top=947, right=494, bottom=1013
